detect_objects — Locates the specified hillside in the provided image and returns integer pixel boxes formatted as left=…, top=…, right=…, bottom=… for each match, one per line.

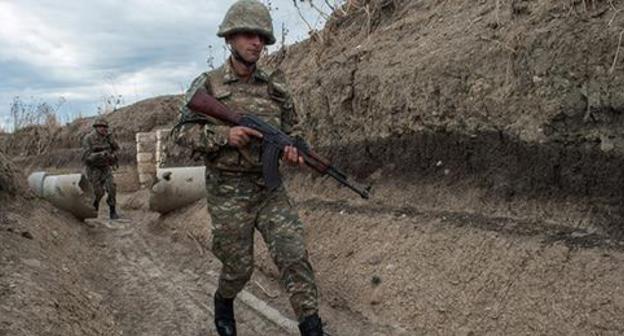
left=1, top=95, right=181, bottom=172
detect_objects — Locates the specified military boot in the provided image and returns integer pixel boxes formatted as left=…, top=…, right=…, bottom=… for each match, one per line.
left=298, top=313, right=324, bottom=336
left=109, top=206, right=119, bottom=220
left=214, top=292, right=236, bottom=336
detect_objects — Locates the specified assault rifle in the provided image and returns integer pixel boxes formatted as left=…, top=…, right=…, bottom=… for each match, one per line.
left=187, top=87, right=370, bottom=199
left=90, top=145, right=118, bottom=169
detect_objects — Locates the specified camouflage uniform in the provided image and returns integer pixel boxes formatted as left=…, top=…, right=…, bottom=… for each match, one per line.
left=81, top=122, right=120, bottom=211
left=174, top=61, right=319, bottom=320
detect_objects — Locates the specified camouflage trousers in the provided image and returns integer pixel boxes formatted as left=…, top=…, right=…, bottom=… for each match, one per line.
left=205, top=170, right=319, bottom=321
left=85, top=165, right=116, bottom=208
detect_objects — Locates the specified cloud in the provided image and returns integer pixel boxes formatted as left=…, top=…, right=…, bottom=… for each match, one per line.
left=0, top=0, right=335, bottom=127
left=0, top=2, right=82, bottom=68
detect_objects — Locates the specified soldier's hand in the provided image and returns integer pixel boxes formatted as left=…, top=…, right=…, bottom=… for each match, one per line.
left=228, top=126, right=263, bottom=148
left=283, top=145, right=304, bottom=167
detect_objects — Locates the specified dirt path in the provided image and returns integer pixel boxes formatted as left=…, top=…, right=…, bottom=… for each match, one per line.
left=83, top=210, right=292, bottom=336
left=43, top=177, right=623, bottom=336
left=5, top=182, right=623, bottom=335
left=287, top=178, right=624, bottom=336
left=75, top=196, right=409, bottom=336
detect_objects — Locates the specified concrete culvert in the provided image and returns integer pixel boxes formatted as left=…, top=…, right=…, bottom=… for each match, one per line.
left=149, top=166, right=206, bottom=214
left=27, top=172, right=98, bottom=220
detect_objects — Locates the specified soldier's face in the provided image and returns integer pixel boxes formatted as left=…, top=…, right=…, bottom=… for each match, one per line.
left=96, top=126, right=108, bottom=135
left=228, top=32, right=266, bottom=63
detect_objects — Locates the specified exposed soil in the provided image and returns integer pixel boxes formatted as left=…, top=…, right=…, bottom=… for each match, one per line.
left=0, top=187, right=408, bottom=336
left=273, top=0, right=624, bottom=214
left=0, top=151, right=21, bottom=198
left=81, top=208, right=292, bottom=336
left=3, top=0, right=624, bottom=335
left=287, top=175, right=624, bottom=335
left=0, top=200, right=120, bottom=336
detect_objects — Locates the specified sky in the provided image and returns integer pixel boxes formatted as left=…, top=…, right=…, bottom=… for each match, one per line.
left=0, top=0, right=335, bottom=131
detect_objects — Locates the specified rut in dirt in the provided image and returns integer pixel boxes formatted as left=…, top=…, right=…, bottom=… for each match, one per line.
left=83, top=210, right=291, bottom=336
left=299, top=198, right=624, bottom=251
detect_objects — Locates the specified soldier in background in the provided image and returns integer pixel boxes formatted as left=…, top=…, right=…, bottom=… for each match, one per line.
left=81, top=117, right=120, bottom=220
left=172, top=1, right=325, bottom=335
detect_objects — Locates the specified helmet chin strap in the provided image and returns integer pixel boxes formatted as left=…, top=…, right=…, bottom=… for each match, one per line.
left=229, top=45, right=256, bottom=69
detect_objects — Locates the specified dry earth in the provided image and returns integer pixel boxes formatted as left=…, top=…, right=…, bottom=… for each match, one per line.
left=3, top=0, right=624, bottom=335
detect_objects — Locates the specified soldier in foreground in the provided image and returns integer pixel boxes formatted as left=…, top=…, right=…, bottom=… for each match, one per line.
left=172, top=1, right=325, bottom=335
left=81, top=117, right=120, bottom=220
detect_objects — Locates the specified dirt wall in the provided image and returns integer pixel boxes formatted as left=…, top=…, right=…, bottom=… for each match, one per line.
left=274, top=0, right=624, bottom=208
left=0, top=150, right=22, bottom=199
left=0, top=200, right=121, bottom=336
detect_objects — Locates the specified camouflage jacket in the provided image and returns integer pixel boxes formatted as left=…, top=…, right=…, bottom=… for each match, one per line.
left=81, top=130, right=120, bottom=168
left=174, top=60, right=300, bottom=173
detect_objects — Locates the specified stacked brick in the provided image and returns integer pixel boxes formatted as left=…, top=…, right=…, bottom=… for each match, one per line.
left=135, top=132, right=157, bottom=188
left=155, top=128, right=171, bottom=168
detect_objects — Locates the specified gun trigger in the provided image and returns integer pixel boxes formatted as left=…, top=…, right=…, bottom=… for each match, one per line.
left=293, top=136, right=309, bottom=151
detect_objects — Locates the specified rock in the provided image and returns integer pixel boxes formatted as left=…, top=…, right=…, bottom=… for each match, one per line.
left=22, top=258, right=41, bottom=268
left=368, top=254, right=383, bottom=265
left=600, top=135, right=615, bottom=153
left=136, top=153, right=154, bottom=163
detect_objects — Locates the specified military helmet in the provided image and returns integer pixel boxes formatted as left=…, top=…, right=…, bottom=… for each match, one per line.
left=92, top=117, right=109, bottom=128
left=217, top=0, right=276, bottom=45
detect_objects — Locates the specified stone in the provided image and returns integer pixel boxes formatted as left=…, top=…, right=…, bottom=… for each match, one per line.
left=136, top=153, right=154, bottom=163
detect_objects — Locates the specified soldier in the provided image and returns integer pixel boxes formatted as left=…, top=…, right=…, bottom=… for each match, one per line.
left=172, top=1, right=325, bottom=335
left=81, top=117, right=120, bottom=220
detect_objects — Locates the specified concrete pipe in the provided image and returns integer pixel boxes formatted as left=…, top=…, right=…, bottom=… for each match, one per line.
left=149, top=166, right=206, bottom=214
left=27, top=172, right=97, bottom=220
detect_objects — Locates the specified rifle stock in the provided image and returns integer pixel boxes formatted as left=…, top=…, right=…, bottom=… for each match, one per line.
left=187, top=88, right=242, bottom=125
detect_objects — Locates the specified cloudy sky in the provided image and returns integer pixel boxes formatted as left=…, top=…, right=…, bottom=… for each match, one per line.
left=0, top=0, right=333, bottom=131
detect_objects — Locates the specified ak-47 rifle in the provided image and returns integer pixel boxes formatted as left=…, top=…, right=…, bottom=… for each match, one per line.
left=91, top=144, right=118, bottom=169
left=187, top=87, right=370, bottom=199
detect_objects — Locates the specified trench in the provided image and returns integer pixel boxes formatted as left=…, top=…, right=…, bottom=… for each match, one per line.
left=299, top=198, right=624, bottom=251
left=317, top=128, right=624, bottom=234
